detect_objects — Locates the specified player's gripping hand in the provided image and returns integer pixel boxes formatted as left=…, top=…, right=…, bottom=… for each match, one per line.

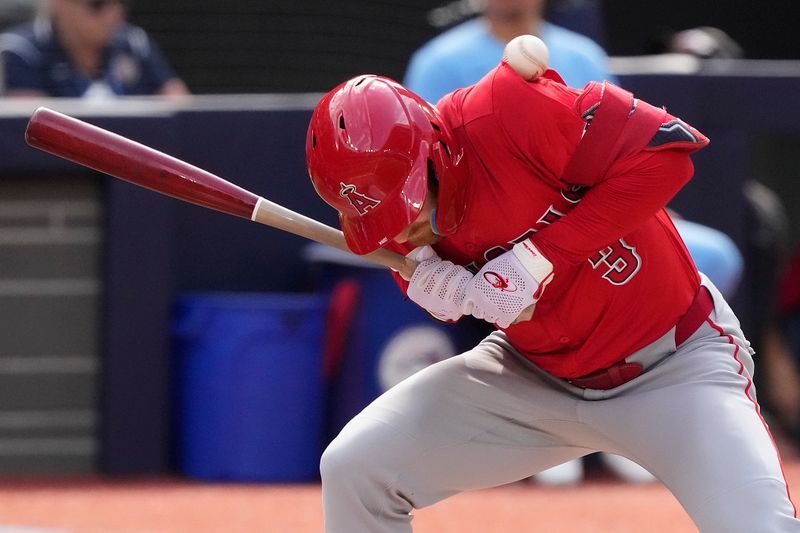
left=464, top=240, right=554, bottom=328
left=406, top=245, right=473, bottom=322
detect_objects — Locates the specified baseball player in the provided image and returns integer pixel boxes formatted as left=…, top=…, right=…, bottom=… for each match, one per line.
left=306, top=63, right=800, bottom=532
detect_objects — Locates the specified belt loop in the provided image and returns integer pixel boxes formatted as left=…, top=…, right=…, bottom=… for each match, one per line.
left=675, top=286, right=714, bottom=346
left=568, top=362, right=643, bottom=390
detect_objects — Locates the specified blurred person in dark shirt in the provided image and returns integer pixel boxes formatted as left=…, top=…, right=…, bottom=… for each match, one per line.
left=0, top=0, right=188, bottom=98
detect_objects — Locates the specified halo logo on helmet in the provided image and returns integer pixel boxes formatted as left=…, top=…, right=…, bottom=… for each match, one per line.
left=339, top=182, right=381, bottom=216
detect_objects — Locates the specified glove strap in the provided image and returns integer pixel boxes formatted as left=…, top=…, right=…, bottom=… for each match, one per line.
left=512, top=239, right=554, bottom=299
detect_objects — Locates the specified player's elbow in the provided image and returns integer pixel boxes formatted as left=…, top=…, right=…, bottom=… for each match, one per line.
left=658, top=148, right=696, bottom=190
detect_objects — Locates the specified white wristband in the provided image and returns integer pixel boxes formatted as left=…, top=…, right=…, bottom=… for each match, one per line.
left=512, top=239, right=554, bottom=283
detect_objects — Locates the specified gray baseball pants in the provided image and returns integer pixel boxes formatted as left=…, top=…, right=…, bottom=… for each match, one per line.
left=321, top=277, right=800, bottom=532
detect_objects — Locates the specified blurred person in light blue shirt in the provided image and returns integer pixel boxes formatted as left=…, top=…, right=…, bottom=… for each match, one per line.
left=405, top=0, right=616, bottom=104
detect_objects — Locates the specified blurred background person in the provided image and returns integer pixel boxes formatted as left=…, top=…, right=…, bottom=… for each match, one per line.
left=0, top=0, right=188, bottom=98
left=404, top=0, right=615, bottom=104
left=668, top=212, right=744, bottom=299
left=777, top=245, right=800, bottom=427
left=647, top=25, right=745, bottom=59
left=742, top=179, right=800, bottom=453
left=650, top=24, right=800, bottom=453
left=779, top=247, right=800, bottom=369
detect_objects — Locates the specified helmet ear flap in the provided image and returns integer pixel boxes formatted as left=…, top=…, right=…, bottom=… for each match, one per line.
left=426, top=158, right=439, bottom=197
left=429, top=140, right=451, bottom=184
left=435, top=133, right=452, bottom=159
left=429, top=138, right=467, bottom=236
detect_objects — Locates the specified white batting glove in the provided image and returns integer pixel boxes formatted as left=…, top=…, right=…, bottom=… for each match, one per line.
left=464, top=240, right=554, bottom=328
left=406, top=246, right=474, bottom=322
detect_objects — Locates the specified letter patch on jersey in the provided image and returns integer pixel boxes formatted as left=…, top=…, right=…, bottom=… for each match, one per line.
left=588, top=239, right=641, bottom=285
left=340, top=182, right=381, bottom=215
left=561, top=184, right=587, bottom=204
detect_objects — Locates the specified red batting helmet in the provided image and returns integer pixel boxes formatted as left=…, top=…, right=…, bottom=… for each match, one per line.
left=306, top=75, right=468, bottom=255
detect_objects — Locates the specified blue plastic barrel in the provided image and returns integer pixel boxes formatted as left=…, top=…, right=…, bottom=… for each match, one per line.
left=304, top=244, right=486, bottom=443
left=173, top=292, right=328, bottom=482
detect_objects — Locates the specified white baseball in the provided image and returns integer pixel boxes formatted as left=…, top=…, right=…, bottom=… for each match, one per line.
left=503, top=35, right=549, bottom=81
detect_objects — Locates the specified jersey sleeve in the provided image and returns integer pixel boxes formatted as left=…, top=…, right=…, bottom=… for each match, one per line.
left=490, top=65, right=705, bottom=272
left=530, top=148, right=695, bottom=269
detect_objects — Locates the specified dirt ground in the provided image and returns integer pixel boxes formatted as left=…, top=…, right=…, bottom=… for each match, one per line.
left=4, top=461, right=798, bottom=532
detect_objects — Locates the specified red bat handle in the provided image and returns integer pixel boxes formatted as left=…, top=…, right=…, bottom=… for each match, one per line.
left=25, top=107, right=259, bottom=219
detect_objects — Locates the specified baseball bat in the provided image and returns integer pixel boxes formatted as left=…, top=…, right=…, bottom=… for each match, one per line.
left=24, top=107, right=416, bottom=279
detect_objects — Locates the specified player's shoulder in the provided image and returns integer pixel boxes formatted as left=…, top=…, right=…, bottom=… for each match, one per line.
left=113, top=23, right=155, bottom=57
left=0, top=20, right=49, bottom=64
left=437, top=63, right=585, bottom=173
left=0, top=21, right=45, bottom=51
left=457, top=63, right=582, bottom=126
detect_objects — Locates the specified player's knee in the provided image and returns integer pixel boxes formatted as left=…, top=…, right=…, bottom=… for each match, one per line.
left=692, top=478, right=799, bottom=532
left=320, top=435, right=370, bottom=490
left=320, top=438, right=346, bottom=484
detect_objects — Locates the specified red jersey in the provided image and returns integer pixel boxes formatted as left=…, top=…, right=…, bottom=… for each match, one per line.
left=392, top=63, right=709, bottom=378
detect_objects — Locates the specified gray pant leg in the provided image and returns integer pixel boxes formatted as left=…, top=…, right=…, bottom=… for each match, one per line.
left=583, top=285, right=800, bottom=532
left=321, top=335, right=600, bottom=533
left=323, top=274, right=800, bottom=532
